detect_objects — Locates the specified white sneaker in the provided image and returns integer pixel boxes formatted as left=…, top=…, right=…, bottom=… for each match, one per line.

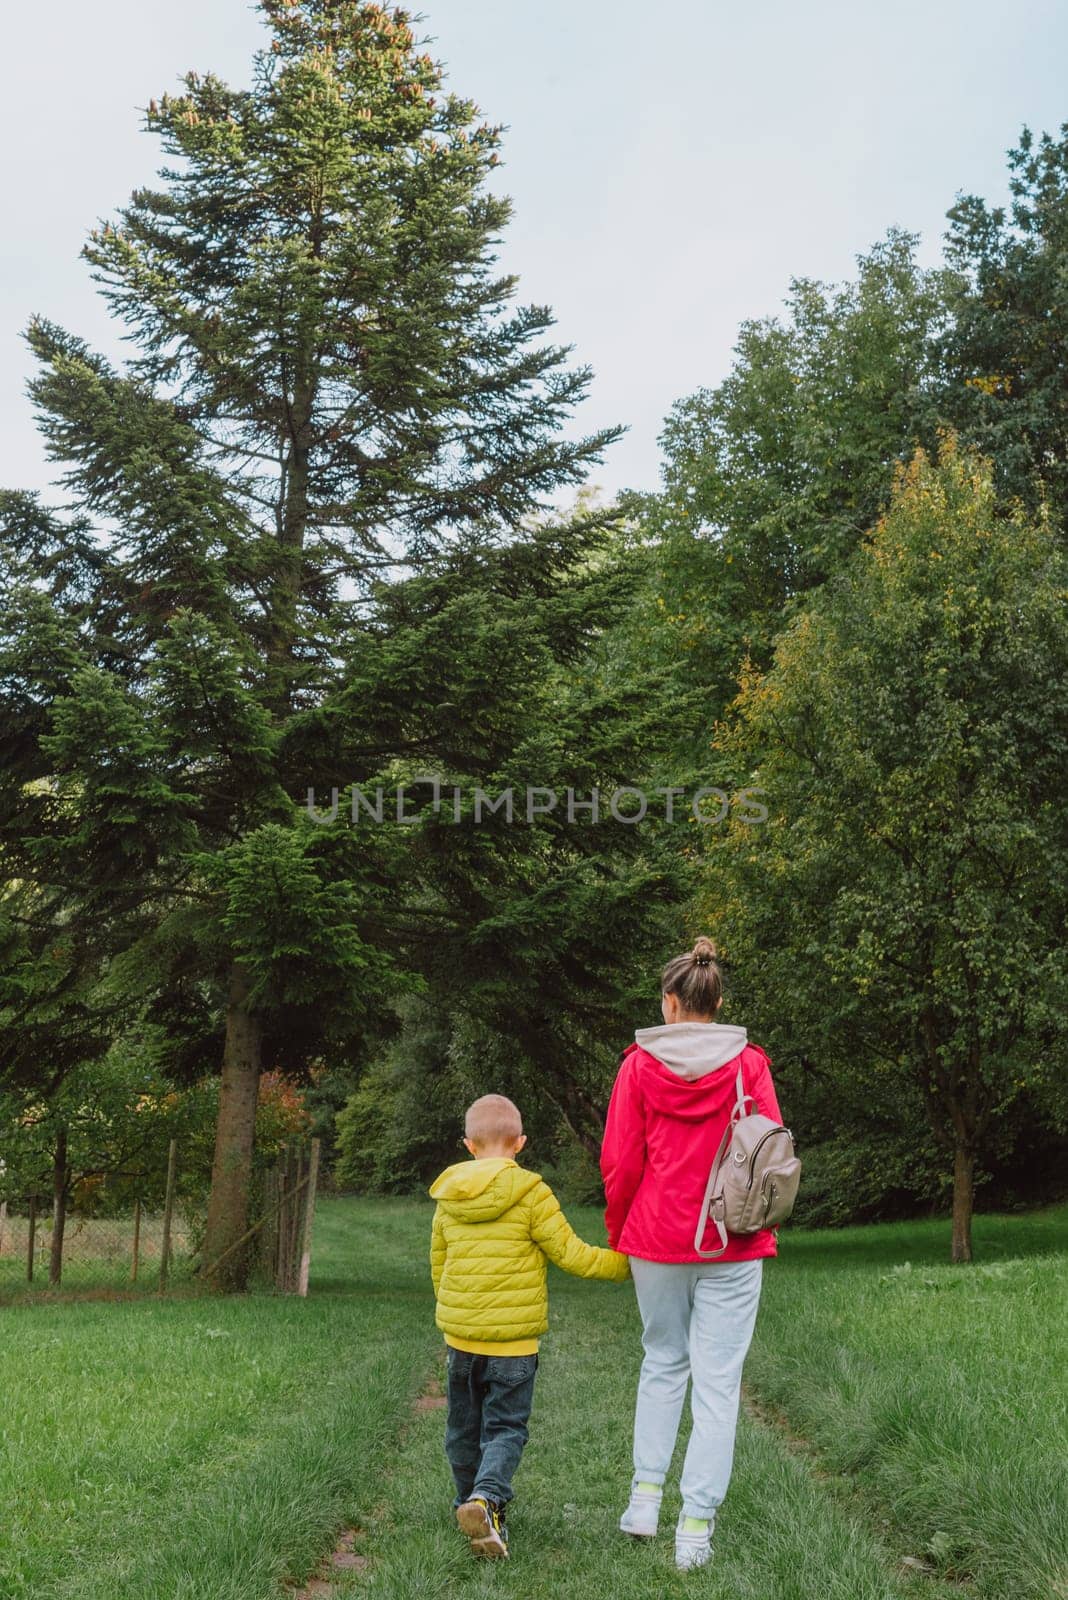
left=619, top=1485, right=662, bottom=1537
left=675, top=1513, right=713, bottom=1570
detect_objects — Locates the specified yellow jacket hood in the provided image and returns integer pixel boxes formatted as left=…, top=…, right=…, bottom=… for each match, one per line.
left=428, top=1158, right=542, bottom=1222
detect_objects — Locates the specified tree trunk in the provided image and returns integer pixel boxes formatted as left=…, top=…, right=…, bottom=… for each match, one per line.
left=950, top=1137, right=975, bottom=1264
left=202, top=961, right=263, bottom=1290
left=49, top=1124, right=68, bottom=1287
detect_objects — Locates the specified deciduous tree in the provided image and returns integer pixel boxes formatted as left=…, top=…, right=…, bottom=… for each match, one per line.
left=707, top=440, right=1068, bottom=1261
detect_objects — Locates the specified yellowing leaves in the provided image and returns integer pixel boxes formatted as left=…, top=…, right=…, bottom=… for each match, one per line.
left=964, top=373, right=1014, bottom=397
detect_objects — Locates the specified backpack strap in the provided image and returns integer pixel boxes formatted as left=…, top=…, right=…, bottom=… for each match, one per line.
left=733, top=1062, right=757, bottom=1121
left=693, top=1119, right=733, bottom=1257
left=693, top=1057, right=755, bottom=1258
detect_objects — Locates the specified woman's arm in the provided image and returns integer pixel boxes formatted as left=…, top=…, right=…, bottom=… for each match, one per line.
left=599, top=1050, right=646, bottom=1250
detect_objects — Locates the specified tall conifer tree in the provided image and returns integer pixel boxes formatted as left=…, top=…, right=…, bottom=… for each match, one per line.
left=0, top=1, right=638, bottom=1284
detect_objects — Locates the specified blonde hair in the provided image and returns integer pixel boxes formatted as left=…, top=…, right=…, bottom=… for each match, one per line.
left=660, top=936, right=723, bottom=1017
left=464, top=1093, right=523, bottom=1147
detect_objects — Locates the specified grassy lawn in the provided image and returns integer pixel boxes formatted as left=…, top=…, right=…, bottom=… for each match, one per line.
left=356, top=1218, right=957, bottom=1600
left=747, top=1206, right=1068, bottom=1600
left=1, top=1194, right=1064, bottom=1599
left=0, top=1199, right=440, bottom=1600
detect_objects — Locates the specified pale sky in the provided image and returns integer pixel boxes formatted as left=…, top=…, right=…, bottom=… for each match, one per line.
left=1, top=0, right=1065, bottom=510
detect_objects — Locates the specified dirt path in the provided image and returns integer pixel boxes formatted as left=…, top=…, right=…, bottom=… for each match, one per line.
left=288, top=1361, right=447, bottom=1598
left=280, top=1288, right=963, bottom=1599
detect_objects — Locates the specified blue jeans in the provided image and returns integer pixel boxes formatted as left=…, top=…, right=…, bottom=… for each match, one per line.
left=444, top=1346, right=539, bottom=1510
left=629, top=1257, right=764, bottom=1521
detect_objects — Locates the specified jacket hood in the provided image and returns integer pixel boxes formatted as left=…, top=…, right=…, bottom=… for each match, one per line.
left=631, top=1022, right=749, bottom=1122
left=635, top=1021, right=748, bottom=1079
left=428, top=1158, right=542, bottom=1222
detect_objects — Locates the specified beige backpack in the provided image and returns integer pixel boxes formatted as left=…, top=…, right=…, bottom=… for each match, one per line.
left=694, top=1065, right=801, bottom=1257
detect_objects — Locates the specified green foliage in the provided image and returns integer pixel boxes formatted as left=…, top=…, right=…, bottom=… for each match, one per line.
left=940, top=124, right=1068, bottom=530
left=332, top=992, right=631, bottom=1196
left=0, top=1033, right=218, bottom=1210
left=790, top=1130, right=945, bottom=1230
left=0, top=0, right=672, bottom=1251
left=192, top=818, right=396, bottom=1015
left=333, top=1000, right=466, bottom=1194
left=5, top=11, right=1068, bottom=1244
left=537, top=1138, right=607, bottom=1208
left=611, top=231, right=949, bottom=771
left=704, top=439, right=1068, bottom=1250
left=602, top=137, right=1068, bottom=1230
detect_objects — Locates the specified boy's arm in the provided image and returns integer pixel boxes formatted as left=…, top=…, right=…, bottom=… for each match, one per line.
left=430, top=1205, right=447, bottom=1295
left=529, top=1181, right=630, bottom=1281
left=599, top=1050, right=646, bottom=1249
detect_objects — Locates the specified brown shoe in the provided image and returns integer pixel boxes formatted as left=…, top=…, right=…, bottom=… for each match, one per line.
left=456, top=1497, right=509, bottom=1558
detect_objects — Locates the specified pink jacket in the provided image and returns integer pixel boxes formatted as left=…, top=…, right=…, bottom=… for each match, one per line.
left=600, top=1022, right=783, bottom=1263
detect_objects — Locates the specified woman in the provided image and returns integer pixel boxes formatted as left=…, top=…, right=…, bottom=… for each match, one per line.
left=599, top=936, right=782, bottom=1571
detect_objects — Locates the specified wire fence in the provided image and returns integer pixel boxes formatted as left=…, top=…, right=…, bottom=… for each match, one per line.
left=0, top=1202, right=192, bottom=1295
left=0, top=1138, right=321, bottom=1303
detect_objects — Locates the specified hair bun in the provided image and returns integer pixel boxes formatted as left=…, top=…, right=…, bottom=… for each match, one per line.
left=691, top=936, right=718, bottom=966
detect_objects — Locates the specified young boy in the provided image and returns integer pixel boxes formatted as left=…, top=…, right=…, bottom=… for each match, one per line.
left=429, top=1093, right=629, bottom=1559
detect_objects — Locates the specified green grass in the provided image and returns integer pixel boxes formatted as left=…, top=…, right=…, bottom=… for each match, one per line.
left=0, top=1198, right=440, bottom=1600
left=747, top=1207, right=1068, bottom=1600
left=355, top=1219, right=961, bottom=1600
left=1, top=1195, right=1064, bottom=1600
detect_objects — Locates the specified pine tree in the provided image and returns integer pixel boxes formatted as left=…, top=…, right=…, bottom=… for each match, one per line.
left=940, top=124, right=1068, bottom=533
left=0, top=1, right=634, bottom=1286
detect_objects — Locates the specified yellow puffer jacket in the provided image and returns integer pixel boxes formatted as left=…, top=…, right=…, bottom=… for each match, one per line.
left=429, top=1157, right=629, bottom=1355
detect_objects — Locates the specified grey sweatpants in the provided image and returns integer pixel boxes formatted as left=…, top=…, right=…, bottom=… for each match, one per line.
left=629, top=1256, right=764, bottom=1521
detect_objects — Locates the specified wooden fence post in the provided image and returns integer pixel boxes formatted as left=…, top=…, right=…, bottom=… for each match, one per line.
left=26, top=1195, right=37, bottom=1283
left=199, top=1168, right=309, bottom=1286
left=158, top=1140, right=177, bottom=1294
left=267, top=1164, right=280, bottom=1273
left=255, top=1167, right=273, bottom=1277
left=131, top=1197, right=142, bottom=1283
left=287, top=1146, right=305, bottom=1292
left=276, top=1145, right=294, bottom=1291
left=49, top=1124, right=68, bottom=1288
left=273, top=1148, right=285, bottom=1290
left=297, top=1139, right=321, bottom=1298
left=0, top=1199, right=7, bottom=1257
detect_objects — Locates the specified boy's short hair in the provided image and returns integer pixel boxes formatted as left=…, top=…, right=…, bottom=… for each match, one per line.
left=465, top=1093, right=523, bottom=1147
